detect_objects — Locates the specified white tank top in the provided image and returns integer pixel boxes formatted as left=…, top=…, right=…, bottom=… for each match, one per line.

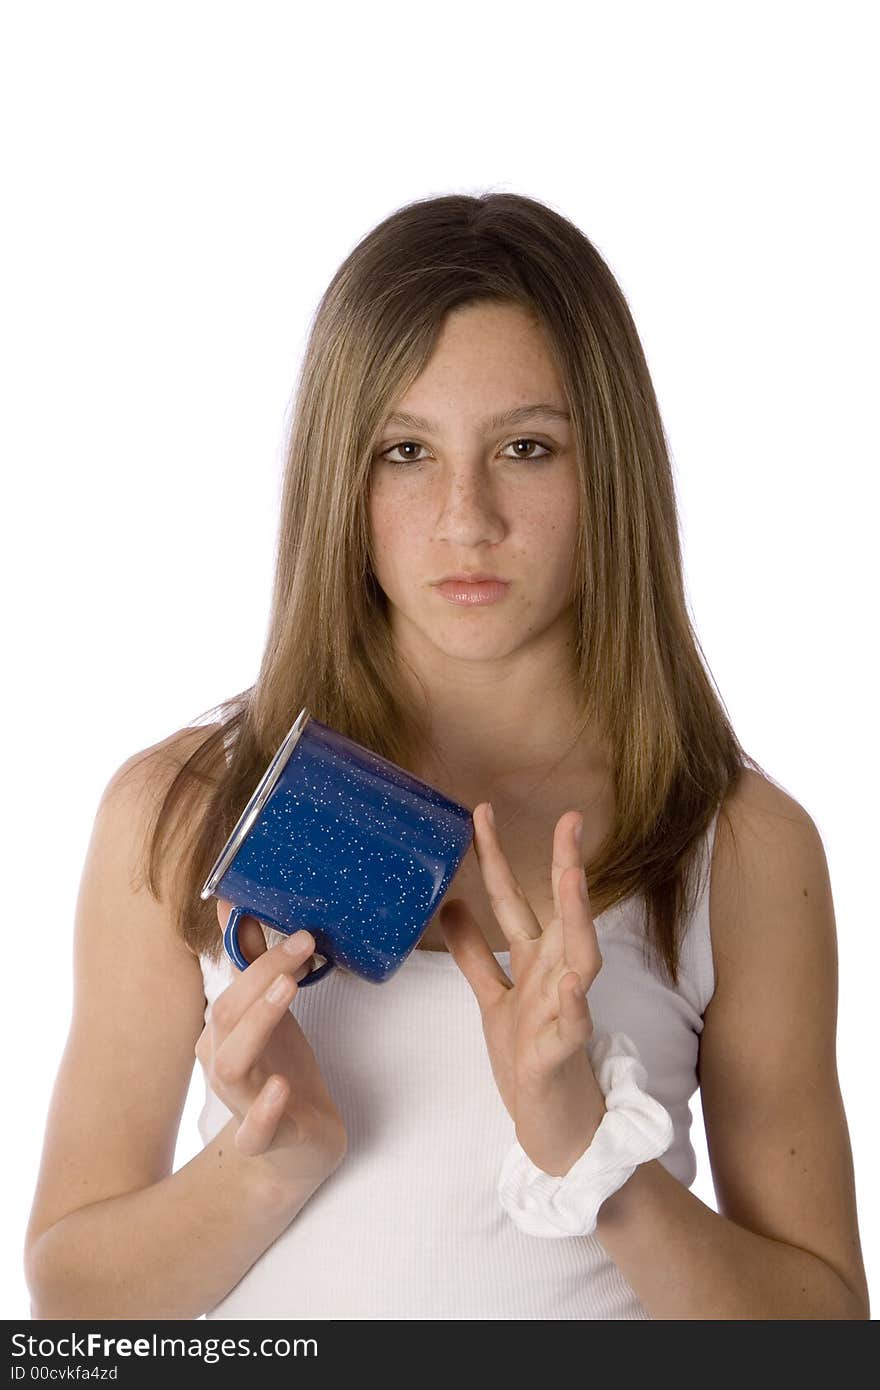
left=197, top=728, right=718, bottom=1320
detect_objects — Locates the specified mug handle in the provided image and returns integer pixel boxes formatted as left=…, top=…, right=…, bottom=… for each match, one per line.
left=223, top=905, right=336, bottom=986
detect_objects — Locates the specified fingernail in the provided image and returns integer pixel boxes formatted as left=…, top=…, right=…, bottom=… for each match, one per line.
left=575, top=815, right=584, bottom=848
left=284, top=929, right=314, bottom=954
left=487, top=802, right=496, bottom=829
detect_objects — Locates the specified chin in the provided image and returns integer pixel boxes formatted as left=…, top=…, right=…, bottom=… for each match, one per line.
left=431, top=631, right=524, bottom=662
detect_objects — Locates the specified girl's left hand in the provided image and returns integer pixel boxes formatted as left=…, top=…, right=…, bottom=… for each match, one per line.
left=440, top=802, right=607, bottom=1177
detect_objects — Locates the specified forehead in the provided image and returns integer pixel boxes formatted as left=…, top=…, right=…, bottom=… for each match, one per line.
left=389, top=302, right=567, bottom=423
left=383, top=402, right=571, bottom=433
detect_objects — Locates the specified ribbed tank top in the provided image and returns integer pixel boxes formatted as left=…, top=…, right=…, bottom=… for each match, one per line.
left=196, top=729, right=719, bottom=1320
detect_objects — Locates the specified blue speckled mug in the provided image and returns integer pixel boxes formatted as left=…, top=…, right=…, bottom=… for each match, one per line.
left=199, top=708, right=474, bottom=986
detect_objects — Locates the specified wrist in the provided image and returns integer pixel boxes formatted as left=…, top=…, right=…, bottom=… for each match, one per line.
left=498, top=1029, right=674, bottom=1238
left=515, top=1053, right=607, bottom=1176
left=221, top=1118, right=345, bottom=1218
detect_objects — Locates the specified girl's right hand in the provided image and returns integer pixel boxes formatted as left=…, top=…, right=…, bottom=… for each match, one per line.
left=196, top=903, right=348, bottom=1189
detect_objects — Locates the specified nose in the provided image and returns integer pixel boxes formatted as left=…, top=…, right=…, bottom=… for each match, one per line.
left=433, top=460, right=507, bottom=545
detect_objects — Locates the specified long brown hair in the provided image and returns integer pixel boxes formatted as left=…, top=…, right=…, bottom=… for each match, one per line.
left=127, top=191, right=769, bottom=985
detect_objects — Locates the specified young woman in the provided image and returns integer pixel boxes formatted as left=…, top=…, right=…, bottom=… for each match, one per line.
left=24, top=193, right=869, bottom=1320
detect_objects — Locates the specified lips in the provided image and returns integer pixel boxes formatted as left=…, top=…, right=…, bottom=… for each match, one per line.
left=434, top=578, right=510, bottom=606
left=433, top=573, right=507, bottom=584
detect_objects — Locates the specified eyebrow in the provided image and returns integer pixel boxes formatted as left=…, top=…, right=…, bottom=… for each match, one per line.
left=381, top=403, right=571, bottom=432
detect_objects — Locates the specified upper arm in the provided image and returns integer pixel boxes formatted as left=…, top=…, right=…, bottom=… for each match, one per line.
left=698, top=770, right=870, bottom=1318
left=24, top=729, right=213, bottom=1268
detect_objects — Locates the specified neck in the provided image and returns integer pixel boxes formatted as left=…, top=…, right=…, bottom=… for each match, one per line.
left=390, top=605, right=603, bottom=778
left=415, top=715, right=610, bottom=815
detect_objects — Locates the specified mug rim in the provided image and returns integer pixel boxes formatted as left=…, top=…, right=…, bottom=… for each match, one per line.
left=199, top=706, right=311, bottom=901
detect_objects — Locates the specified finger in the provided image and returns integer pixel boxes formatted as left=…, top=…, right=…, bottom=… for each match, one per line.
left=213, top=950, right=313, bottom=1106
left=233, top=1074, right=290, bottom=1158
left=472, top=802, right=541, bottom=945
left=514, top=862, right=599, bottom=1033
left=529, top=971, right=593, bottom=1070
left=214, top=895, right=316, bottom=973
left=237, top=917, right=320, bottom=980
left=209, top=928, right=316, bottom=1043
left=439, top=899, right=512, bottom=1008
left=555, top=969, right=594, bottom=1051
left=560, top=864, right=603, bottom=987
left=550, top=811, right=586, bottom=920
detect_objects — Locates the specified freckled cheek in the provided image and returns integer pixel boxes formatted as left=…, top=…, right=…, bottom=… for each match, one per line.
left=518, top=498, right=577, bottom=547
left=368, top=497, right=423, bottom=582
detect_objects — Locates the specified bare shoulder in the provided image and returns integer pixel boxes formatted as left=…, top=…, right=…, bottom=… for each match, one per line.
left=708, top=767, right=825, bottom=992
left=716, top=763, right=816, bottom=840
left=97, top=722, right=225, bottom=959
left=110, top=721, right=224, bottom=804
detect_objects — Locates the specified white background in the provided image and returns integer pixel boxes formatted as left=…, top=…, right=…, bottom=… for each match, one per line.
left=2, top=0, right=876, bottom=1320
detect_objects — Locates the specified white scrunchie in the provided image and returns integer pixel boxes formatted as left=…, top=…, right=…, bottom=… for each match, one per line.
left=497, top=1029, right=674, bottom=1238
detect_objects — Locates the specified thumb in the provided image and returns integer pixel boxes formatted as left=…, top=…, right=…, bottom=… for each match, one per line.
left=216, top=899, right=270, bottom=965
left=439, top=899, right=511, bottom=1007
left=239, top=915, right=269, bottom=963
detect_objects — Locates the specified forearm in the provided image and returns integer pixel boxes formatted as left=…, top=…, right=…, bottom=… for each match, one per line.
left=26, top=1117, right=332, bottom=1320
left=595, top=1159, right=866, bottom=1320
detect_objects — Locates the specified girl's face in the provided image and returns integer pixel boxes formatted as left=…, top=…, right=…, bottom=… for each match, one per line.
left=367, top=300, right=581, bottom=667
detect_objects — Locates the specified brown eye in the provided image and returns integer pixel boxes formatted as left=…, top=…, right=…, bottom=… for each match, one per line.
left=380, top=441, right=428, bottom=464
left=501, top=438, right=553, bottom=461
left=377, top=437, right=555, bottom=467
